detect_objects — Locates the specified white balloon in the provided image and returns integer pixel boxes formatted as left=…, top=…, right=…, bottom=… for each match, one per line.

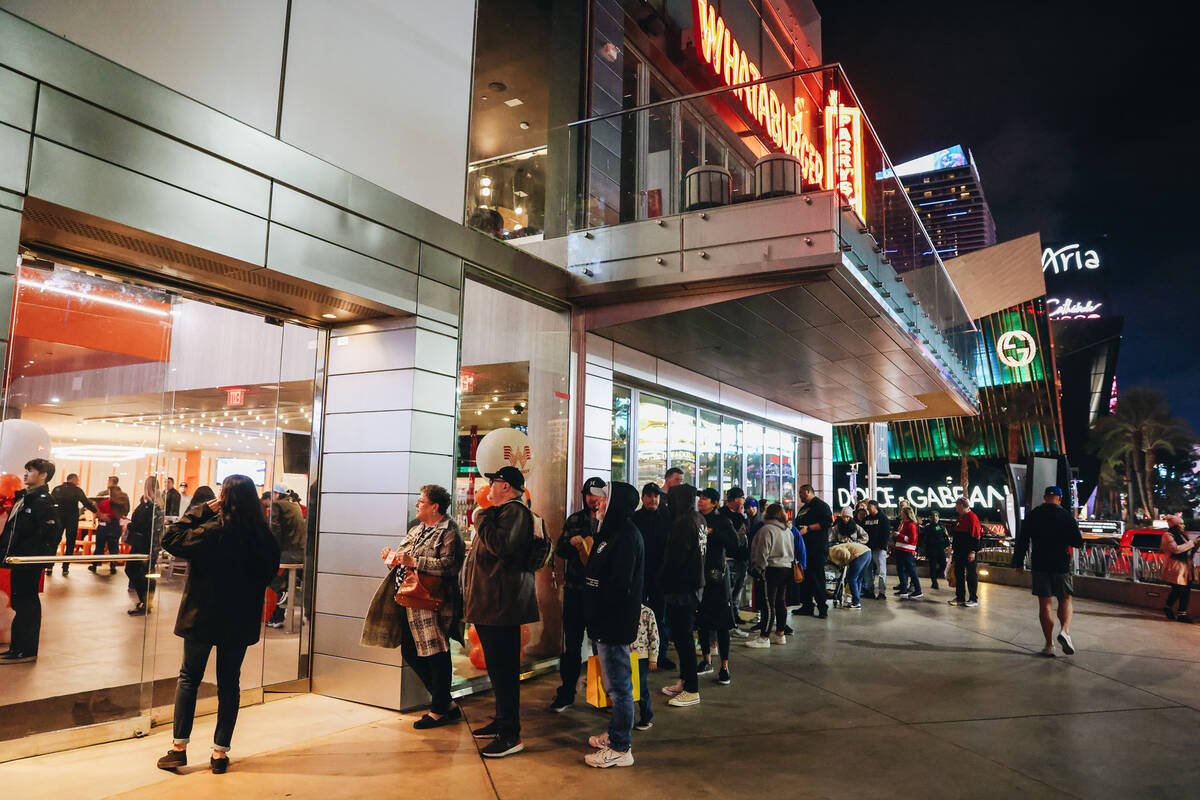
left=474, top=428, right=534, bottom=477
left=0, top=419, right=53, bottom=476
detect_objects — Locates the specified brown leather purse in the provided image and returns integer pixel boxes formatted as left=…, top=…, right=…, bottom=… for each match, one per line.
left=792, top=562, right=805, bottom=583
left=394, top=567, right=443, bottom=611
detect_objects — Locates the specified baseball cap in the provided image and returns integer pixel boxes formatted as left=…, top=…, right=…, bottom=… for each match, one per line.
left=1044, top=485, right=1063, bottom=497
left=725, top=486, right=745, bottom=500
left=841, top=505, right=854, bottom=516
left=271, top=482, right=288, bottom=494
left=641, top=482, right=665, bottom=497
left=699, top=487, right=721, bottom=504
left=581, top=476, right=607, bottom=498
left=485, top=466, right=526, bottom=491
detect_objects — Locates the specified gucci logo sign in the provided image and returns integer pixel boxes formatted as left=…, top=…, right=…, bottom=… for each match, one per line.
left=996, top=330, right=1037, bottom=369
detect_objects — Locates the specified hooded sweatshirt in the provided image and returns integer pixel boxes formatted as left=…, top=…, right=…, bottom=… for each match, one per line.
left=750, top=518, right=795, bottom=573
left=658, top=484, right=706, bottom=596
left=584, top=482, right=644, bottom=644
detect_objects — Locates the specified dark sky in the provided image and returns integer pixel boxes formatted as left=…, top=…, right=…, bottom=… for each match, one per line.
left=816, top=1, right=1200, bottom=431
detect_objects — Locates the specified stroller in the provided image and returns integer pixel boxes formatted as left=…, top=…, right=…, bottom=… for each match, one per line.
left=827, top=542, right=869, bottom=608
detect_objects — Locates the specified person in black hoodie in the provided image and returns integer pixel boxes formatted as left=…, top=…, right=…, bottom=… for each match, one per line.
left=549, top=476, right=606, bottom=712
left=582, top=481, right=643, bottom=768
left=156, top=474, right=280, bottom=775
left=696, top=487, right=747, bottom=685
left=920, top=511, right=950, bottom=590
left=125, top=476, right=165, bottom=616
left=632, top=482, right=672, bottom=670
left=860, top=500, right=891, bottom=600
left=659, top=484, right=706, bottom=707
left=794, top=485, right=833, bottom=618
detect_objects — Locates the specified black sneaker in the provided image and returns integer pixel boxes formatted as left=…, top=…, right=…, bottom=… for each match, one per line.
left=480, top=736, right=524, bottom=758
left=782, top=624, right=794, bottom=635
left=1164, top=606, right=1176, bottom=620
left=88, top=564, right=98, bottom=573
left=696, top=660, right=713, bottom=676
left=0, top=650, right=35, bottom=664
left=472, top=720, right=503, bottom=739
left=717, top=667, right=731, bottom=685
left=157, top=749, right=187, bottom=771
left=210, top=755, right=229, bottom=774
left=414, top=708, right=462, bottom=729
left=61, top=565, right=69, bottom=576
left=547, top=696, right=573, bottom=713
left=817, top=609, right=828, bottom=619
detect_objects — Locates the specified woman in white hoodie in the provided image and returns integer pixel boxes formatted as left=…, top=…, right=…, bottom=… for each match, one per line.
left=745, top=504, right=798, bottom=648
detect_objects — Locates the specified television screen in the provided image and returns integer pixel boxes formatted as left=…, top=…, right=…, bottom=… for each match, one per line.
left=216, top=458, right=267, bottom=486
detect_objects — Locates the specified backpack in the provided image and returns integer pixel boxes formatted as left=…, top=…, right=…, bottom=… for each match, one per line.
left=525, top=511, right=554, bottom=573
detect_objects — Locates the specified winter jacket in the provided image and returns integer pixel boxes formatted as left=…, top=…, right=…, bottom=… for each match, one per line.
left=895, top=520, right=918, bottom=553
left=633, top=505, right=668, bottom=597
left=703, top=509, right=746, bottom=578
left=861, top=511, right=891, bottom=550
left=719, top=506, right=749, bottom=562
left=125, top=498, right=164, bottom=555
left=1160, top=530, right=1198, bottom=586
left=270, top=498, right=306, bottom=554
left=50, top=482, right=97, bottom=529
left=659, top=484, right=706, bottom=595
left=557, top=508, right=599, bottom=589
left=952, top=510, right=983, bottom=555
left=832, top=518, right=869, bottom=547
left=584, top=482, right=644, bottom=644
left=0, top=483, right=60, bottom=571
left=921, top=521, right=949, bottom=557
left=1011, top=502, right=1082, bottom=573
left=162, top=504, right=281, bottom=646
left=750, top=519, right=795, bottom=573
left=462, top=498, right=539, bottom=626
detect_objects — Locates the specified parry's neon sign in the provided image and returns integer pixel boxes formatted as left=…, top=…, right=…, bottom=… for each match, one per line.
left=824, top=90, right=864, bottom=220
left=694, top=0, right=824, bottom=186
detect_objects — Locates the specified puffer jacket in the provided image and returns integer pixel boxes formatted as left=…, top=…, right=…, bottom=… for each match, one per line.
left=750, top=519, right=795, bottom=573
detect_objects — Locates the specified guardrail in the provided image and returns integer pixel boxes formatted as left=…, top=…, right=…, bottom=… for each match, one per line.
left=978, top=544, right=1194, bottom=587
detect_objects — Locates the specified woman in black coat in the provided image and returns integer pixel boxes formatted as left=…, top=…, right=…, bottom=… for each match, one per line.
left=125, top=476, right=164, bottom=616
left=155, top=474, right=280, bottom=775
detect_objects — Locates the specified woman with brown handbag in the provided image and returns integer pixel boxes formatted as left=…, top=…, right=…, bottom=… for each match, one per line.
left=361, top=484, right=465, bottom=729
left=744, top=503, right=796, bottom=648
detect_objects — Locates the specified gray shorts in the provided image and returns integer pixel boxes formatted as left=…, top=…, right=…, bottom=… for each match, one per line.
left=1031, top=571, right=1073, bottom=599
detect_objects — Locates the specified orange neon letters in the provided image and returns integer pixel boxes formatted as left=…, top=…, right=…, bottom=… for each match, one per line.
left=823, top=90, right=865, bottom=220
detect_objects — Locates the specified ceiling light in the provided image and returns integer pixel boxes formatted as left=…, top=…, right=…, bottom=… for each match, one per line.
left=492, top=396, right=499, bottom=402
left=50, top=397, right=61, bottom=403
left=504, top=98, right=524, bottom=107
left=479, top=177, right=492, bottom=188
left=322, top=313, right=337, bottom=319
left=515, top=206, right=524, bottom=215
left=519, top=121, right=530, bottom=130
left=53, top=444, right=159, bottom=461
left=480, top=186, right=491, bottom=197
left=503, top=417, right=510, bottom=422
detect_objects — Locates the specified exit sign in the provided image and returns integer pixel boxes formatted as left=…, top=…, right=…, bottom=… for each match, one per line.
left=226, top=388, right=246, bottom=406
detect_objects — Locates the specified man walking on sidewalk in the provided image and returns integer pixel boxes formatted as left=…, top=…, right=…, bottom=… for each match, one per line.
left=1012, top=486, right=1084, bottom=657
left=949, top=498, right=982, bottom=607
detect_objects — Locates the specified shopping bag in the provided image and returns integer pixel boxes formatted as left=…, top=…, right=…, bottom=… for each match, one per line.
left=947, top=564, right=957, bottom=588
left=585, top=653, right=642, bottom=708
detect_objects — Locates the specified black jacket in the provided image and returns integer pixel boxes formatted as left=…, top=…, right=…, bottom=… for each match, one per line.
left=164, top=488, right=182, bottom=516
left=462, top=499, right=539, bottom=626
left=1012, top=502, right=1083, bottom=573
left=0, top=484, right=60, bottom=571
left=633, top=505, right=668, bottom=595
left=796, top=496, right=834, bottom=556
left=920, top=521, right=949, bottom=557
left=556, top=507, right=598, bottom=589
left=584, top=483, right=644, bottom=644
left=861, top=511, right=891, bottom=550
left=126, top=498, right=165, bottom=555
left=718, top=506, right=749, bottom=561
left=50, top=482, right=97, bottom=529
left=704, top=509, right=746, bottom=576
left=659, top=484, right=706, bottom=595
left=162, top=505, right=281, bottom=646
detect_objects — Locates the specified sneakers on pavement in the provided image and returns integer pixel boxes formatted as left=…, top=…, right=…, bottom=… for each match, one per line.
left=480, top=737, right=524, bottom=758
left=965, top=600, right=979, bottom=608
left=661, top=680, right=684, bottom=697
left=948, top=599, right=966, bottom=606
left=696, top=660, right=713, bottom=676
left=471, top=720, right=503, bottom=739
left=1040, top=644, right=1057, bottom=658
left=548, top=697, right=573, bottom=713
left=744, top=636, right=770, bottom=649
left=717, top=667, right=731, bottom=685
left=768, top=633, right=786, bottom=645
left=156, top=749, right=187, bottom=771
left=585, top=747, right=634, bottom=768
left=908, top=593, right=925, bottom=600
left=634, top=720, right=653, bottom=731
left=667, top=691, right=700, bottom=707
left=1057, top=632, right=1075, bottom=655
left=848, top=602, right=862, bottom=610
left=729, top=627, right=750, bottom=639
left=898, top=593, right=910, bottom=599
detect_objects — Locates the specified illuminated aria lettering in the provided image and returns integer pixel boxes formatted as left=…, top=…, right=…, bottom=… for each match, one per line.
left=824, top=90, right=864, bottom=220
left=694, top=0, right=824, bottom=186
left=1046, top=297, right=1103, bottom=320
left=1041, top=243, right=1100, bottom=275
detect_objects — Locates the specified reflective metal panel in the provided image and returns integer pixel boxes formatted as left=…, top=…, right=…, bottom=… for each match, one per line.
left=416, top=276, right=460, bottom=326
left=35, top=88, right=271, bottom=217
left=418, top=244, right=462, bottom=289
left=311, top=654, right=402, bottom=709
left=28, top=139, right=267, bottom=265
left=0, top=122, right=29, bottom=193
left=312, top=573, right=381, bottom=619
left=313, top=613, right=404, bottom=667
left=0, top=65, right=35, bottom=129
left=0, top=206, right=18, bottom=271
left=270, top=185, right=419, bottom=270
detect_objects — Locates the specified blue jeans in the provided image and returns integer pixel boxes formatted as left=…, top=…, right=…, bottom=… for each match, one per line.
left=896, top=550, right=921, bottom=594
left=846, top=551, right=872, bottom=603
left=596, top=642, right=634, bottom=752
left=173, top=639, right=248, bottom=751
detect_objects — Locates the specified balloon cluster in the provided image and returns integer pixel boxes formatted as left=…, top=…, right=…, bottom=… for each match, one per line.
left=465, top=624, right=533, bottom=670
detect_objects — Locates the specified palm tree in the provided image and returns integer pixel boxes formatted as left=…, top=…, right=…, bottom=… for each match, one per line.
left=947, top=423, right=985, bottom=499
left=996, top=389, right=1041, bottom=464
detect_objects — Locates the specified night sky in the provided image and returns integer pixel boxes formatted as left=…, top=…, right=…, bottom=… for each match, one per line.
left=817, top=1, right=1199, bottom=432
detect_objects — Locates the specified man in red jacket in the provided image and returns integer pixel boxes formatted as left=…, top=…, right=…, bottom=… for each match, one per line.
left=949, top=498, right=982, bottom=607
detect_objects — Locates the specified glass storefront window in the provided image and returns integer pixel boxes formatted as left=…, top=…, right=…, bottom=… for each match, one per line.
left=782, top=435, right=797, bottom=509
left=612, top=386, right=631, bottom=483
left=745, top=424, right=764, bottom=499
left=697, top=410, right=722, bottom=490
left=668, top=401, right=697, bottom=482
left=637, top=394, right=668, bottom=485
left=722, top=417, right=742, bottom=492
left=764, top=428, right=782, bottom=502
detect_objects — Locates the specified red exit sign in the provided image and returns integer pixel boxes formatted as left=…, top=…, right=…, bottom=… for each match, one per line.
left=226, top=388, right=246, bottom=407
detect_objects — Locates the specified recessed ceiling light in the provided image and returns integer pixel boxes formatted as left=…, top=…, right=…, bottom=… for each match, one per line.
left=479, top=177, right=492, bottom=188
left=519, top=121, right=530, bottom=130
left=504, top=98, right=523, bottom=107
left=322, top=313, right=337, bottom=319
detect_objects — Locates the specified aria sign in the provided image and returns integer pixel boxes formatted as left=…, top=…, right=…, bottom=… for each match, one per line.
left=996, top=329, right=1037, bottom=369
left=1042, top=243, right=1100, bottom=275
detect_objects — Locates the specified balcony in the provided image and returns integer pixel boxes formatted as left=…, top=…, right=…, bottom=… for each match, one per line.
left=515, top=65, right=980, bottom=423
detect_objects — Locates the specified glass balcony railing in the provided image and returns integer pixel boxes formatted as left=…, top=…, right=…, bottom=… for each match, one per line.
left=556, top=65, right=979, bottom=399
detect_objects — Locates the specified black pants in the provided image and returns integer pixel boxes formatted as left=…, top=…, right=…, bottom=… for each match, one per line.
left=92, top=521, right=120, bottom=566
left=59, top=522, right=80, bottom=562
left=799, top=541, right=828, bottom=614
left=126, top=559, right=148, bottom=604
left=555, top=588, right=588, bottom=702
left=7, top=568, right=42, bottom=656
left=697, top=625, right=730, bottom=662
left=172, top=639, right=248, bottom=751
left=953, top=552, right=978, bottom=602
left=1166, top=585, right=1191, bottom=613
left=397, top=610, right=453, bottom=714
left=927, top=556, right=947, bottom=589
left=475, top=624, right=522, bottom=738
left=665, top=594, right=699, bottom=693
left=760, top=567, right=792, bottom=635
left=646, top=586, right=670, bottom=662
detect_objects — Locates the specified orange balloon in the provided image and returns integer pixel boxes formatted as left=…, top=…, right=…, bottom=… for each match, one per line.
left=474, top=485, right=492, bottom=509
left=469, top=646, right=487, bottom=670
left=467, top=624, right=480, bottom=646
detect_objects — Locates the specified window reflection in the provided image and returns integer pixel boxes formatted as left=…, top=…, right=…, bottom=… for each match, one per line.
left=637, top=394, right=668, bottom=485
left=668, top=401, right=697, bottom=482
left=697, top=411, right=721, bottom=490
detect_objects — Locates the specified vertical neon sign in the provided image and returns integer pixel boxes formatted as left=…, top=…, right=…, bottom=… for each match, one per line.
left=824, top=90, right=864, bottom=220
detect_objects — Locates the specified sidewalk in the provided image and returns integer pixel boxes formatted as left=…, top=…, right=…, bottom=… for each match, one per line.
left=4, top=582, right=1199, bottom=799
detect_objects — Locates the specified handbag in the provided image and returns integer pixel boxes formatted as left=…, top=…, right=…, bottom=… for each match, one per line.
left=394, top=567, right=443, bottom=611
left=792, top=562, right=805, bottom=583
left=585, top=653, right=642, bottom=708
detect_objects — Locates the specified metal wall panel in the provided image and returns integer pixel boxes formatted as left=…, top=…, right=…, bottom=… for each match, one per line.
left=35, top=88, right=271, bottom=217
left=0, top=206, right=18, bottom=273
left=271, top=184, right=419, bottom=270
left=327, top=328, right=417, bottom=376
left=416, top=276, right=460, bottom=326
left=313, top=613, right=405, bottom=667
left=266, top=223, right=418, bottom=314
left=28, top=139, right=267, bottom=265
left=0, top=187, right=20, bottom=212
left=312, top=573, right=380, bottom=619
left=321, top=451, right=410, bottom=494
left=311, top=535, right=393, bottom=580
left=583, top=436, right=611, bottom=473
left=681, top=193, right=837, bottom=250
left=319, top=492, right=416, bottom=536
left=584, top=372, right=613, bottom=410
left=418, top=244, right=463, bottom=289
left=567, top=214, right=681, bottom=267
left=0, top=66, right=34, bottom=129
left=0, top=123, right=29, bottom=193
left=583, top=404, right=611, bottom=440
left=325, top=370, right=416, bottom=414
left=410, top=370, right=457, bottom=415
left=412, top=328, right=459, bottom=377
left=406, top=453, right=454, bottom=494
left=323, top=411, right=414, bottom=454
left=311, top=654, right=402, bottom=709
left=407, top=411, right=456, bottom=457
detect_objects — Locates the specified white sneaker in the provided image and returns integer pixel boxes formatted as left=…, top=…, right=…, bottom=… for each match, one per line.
left=1057, top=632, right=1075, bottom=655
left=667, top=691, right=700, bottom=707
left=848, top=603, right=862, bottom=610
left=696, top=660, right=714, bottom=675
left=769, top=633, right=786, bottom=645
left=661, top=680, right=684, bottom=697
left=908, top=593, right=924, bottom=600
left=730, top=627, right=750, bottom=639
left=588, top=732, right=610, bottom=749
left=965, top=600, right=979, bottom=608
left=1040, top=644, right=1056, bottom=658
left=898, top=593, right=910, bottom=600
left=744, top=636, right=770, bottom=649
left=585, top=747, right=634, bottom=768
